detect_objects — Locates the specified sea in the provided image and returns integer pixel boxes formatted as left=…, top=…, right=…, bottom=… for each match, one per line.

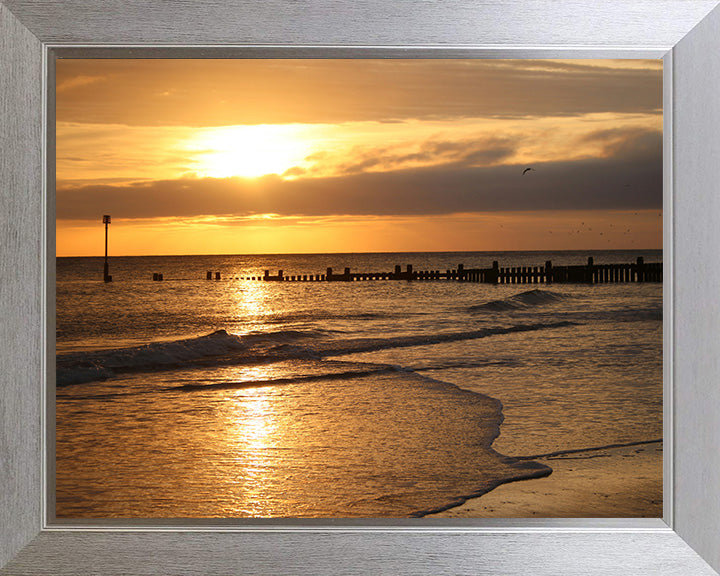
left=55, top=250, right=663, bottom=518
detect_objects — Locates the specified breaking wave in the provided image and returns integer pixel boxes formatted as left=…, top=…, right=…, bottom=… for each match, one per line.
left=56, top=320, right=577, bottom=387
left=55, top=329, right=318, bottom=387
left=469, top=289, right=569, bottom=312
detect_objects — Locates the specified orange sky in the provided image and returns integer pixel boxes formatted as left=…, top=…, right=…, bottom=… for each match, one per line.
left=56, top=59, right=663, bottom=256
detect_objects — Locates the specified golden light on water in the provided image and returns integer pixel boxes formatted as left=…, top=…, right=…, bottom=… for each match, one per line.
left=227, top=280, right=277, bottom=334
left=226, top=383, right=279, bottom=517
left=235, top=386, right=275, bottom=453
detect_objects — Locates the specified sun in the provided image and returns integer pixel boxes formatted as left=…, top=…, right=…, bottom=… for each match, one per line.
left=186, top=124, right=314, bottom=179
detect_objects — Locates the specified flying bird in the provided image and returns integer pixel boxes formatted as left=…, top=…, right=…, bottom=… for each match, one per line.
left=522, top=167, right=534, bottom=175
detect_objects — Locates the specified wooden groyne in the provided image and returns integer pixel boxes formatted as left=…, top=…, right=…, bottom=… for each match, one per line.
left=244, top=257, right=662, bottom=285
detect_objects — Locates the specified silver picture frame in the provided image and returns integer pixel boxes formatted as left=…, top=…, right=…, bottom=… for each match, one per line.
left=2, top=1, right=719, bottom=574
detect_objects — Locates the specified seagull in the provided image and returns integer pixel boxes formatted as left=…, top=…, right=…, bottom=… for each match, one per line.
left=522, top=167, right=534, bottom=175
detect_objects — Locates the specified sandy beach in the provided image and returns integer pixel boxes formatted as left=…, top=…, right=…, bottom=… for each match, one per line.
left=431, top=440, right=662, bottom=518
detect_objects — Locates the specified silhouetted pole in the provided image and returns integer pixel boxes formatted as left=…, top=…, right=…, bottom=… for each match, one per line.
left=102, top=215, right=112, bottom=282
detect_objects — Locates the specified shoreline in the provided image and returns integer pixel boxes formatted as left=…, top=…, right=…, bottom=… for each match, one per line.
left=427, top=440, right=663, bottom=518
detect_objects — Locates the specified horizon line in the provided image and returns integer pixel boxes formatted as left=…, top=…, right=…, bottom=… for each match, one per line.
left=56, top=247, right=664, bottom=259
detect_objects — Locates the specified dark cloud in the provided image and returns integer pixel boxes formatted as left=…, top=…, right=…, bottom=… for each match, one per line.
left=579, top=127, right=662, bottom=158
left=282, top=166, right=308, bottom=178
left=56, top=59, right=662, bottom=127
left=57, top=129, right=661, bottom=220
left=329, top=136, right=517, bottom=175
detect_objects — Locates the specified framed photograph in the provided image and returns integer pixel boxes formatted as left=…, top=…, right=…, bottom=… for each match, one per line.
left=2, top=1, right=720, bottom=574
left=53, top=56, right=665, bottom=522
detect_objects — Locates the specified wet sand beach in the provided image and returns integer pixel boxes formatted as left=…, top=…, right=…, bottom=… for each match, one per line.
left=431, top=441, right=662, bottom=518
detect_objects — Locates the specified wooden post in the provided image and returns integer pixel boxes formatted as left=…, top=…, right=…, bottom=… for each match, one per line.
left=102, top=214, right=112, bottom=282
left=215, top=272, right=221, bottom=280
left=545, top=260, right=552, bottom=284
left=586, top=256, right=594, bottom=284
left=207, top=271, right=213, bottom=280
left=636, top=256, right=645, bottom=282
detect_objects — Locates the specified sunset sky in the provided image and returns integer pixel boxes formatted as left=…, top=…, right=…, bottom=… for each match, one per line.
left=56, top=59, right=662, bottom=256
